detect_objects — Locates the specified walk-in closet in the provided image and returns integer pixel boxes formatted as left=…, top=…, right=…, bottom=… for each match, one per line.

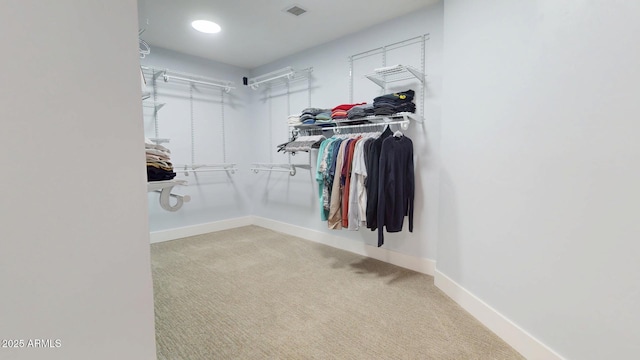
left=137, top=2, right=460, bottom=357
left=4, top=1, right=639, bottom=359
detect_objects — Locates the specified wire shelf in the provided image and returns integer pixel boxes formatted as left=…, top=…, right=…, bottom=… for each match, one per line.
left=365, top=65, right=425, bottom=88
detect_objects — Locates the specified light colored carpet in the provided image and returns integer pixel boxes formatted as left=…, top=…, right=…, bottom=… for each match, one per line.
left=151, top=225, right=524, bottom=360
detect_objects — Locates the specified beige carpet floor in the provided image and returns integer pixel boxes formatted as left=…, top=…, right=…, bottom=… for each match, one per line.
left=151, top=225, right=524, bottom=360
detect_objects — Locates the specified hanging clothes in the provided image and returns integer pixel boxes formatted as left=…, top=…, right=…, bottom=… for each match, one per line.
left=325, top=138, right=343, bottom=218
left=315, top=138, right=333, bottom=221
left=328, top=140, right=350, bottom=229
left=348, top=136, right=376, bottom=230
left=341, top=137, right=361, bottom=228
left=314, top=126, right=414, bottom=247
left=377, top=133, right=414, bottom=247
left=365, top=126, right=393, bottom=230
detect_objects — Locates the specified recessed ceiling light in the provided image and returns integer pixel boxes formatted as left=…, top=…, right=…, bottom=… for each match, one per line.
left=191, top=20, right=221, bottom=34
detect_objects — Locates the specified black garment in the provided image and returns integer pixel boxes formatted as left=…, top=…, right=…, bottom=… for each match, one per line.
left=395, top=102, right=416, bottom=112
left=362, top=138, right=374, bottom=174
left=147, top=166, right=176, bottom=181
left=373, top=103, right=416, bottom=116
left=373, top=89, right=415, bottom=103
left=365, top=126, right=393, bottom=230
left=377, top=134, right=414, bottom=247
left=373, top=105, right=396, bottom=116
left=373, top=90, right=416, bottom=116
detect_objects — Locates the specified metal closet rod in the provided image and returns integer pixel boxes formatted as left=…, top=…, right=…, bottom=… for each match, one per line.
left=248, top=67, right=312, bottom=90
left=165, top=75, right=235, bottom=92
left=164, top=75, right=235, bottom=93
left=248, top=67, right=294, bottom=89
left=142, top=66, right=235, bottom=92
left=250, top=163, right=299, bottom=176
left=176, top=164, right=238, bottom=175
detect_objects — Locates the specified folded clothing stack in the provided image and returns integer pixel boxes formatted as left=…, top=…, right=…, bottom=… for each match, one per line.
left=344, top=104, right=376, bottom=125
left=300, top=108, right=330, bottom=125
left=373, top=90, right=416, bottom=116
left=288, top=114, right=301, bottom=126
left=314, top=110, right=333, bottom=127
left=347, top=104, right=375, bottom=119
left=331, top=102, right=366, bottom=121
left=145, top=138, right=176, bottom=181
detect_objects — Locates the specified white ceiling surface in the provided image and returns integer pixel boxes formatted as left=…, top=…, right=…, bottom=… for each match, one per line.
left=138, top=0, right=437, bottom=69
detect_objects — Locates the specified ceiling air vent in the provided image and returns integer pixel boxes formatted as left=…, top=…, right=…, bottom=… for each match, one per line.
left=284, top=5, right=307, bottom=16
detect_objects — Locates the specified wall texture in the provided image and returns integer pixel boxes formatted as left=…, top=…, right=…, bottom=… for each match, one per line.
left=0, top=1, right=157, bottom=359
left=440, top=1, right=640, bottom=358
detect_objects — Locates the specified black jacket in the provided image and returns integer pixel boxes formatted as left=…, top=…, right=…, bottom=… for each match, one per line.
left=377, top=134, right=414, bottom=246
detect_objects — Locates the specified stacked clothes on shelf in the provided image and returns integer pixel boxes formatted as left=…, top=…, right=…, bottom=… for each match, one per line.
left=331, top=102, right=366, bottom=122
left=145, top=138, right=176, bottom=181
left=291, top=91, right=417, bottom=130
left=373, top=89, right=416, bottom=116
left=288, top=114, right=301, bottom=126
left=347, top=104, right=375, bottom=120
left=314, top=109, right=333, bottom=127
left=300, top=108, right=327, bottom=125
left=296, top=107, right=334, bottom=127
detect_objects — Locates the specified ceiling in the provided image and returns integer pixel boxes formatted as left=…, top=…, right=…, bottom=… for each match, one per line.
left=138, top=0, right=438, bottom=69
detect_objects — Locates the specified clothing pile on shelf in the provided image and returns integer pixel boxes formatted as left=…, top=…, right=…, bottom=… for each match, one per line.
left=288, top=114, right=301, bottom=126
left=299, top=108, right=333, bottom=127
left=315, top=126, right=414, bottom=246
left=314, top=109, right=333, bottom=127
left=346, top=104, right=375, bottom=120
left=290, top=90, right=416, bottom=130
left=331, top=102, right=366, bottom=122
left=373, top=89, right=416, bottom=116
left=145, top=138, right=176, bottom=181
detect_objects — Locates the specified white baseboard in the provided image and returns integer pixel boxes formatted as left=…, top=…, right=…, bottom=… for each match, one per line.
left=251, top=216, right=436, bottom=276
left=434, top=270, right=565, bottom=360
left=149, top=216, right=253, bottom=243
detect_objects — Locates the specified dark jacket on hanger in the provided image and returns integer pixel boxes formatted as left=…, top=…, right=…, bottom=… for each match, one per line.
left=377, top=134, right=414, bottom=247
left=365, top=126, right=393, bottom=230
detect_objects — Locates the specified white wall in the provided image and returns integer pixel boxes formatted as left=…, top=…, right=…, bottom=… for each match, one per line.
left=440, top=1, right=640, bottom=359
left=141, top=47, right=253, bottom=232
left=0, top=1, right=156, bottom=359
left=248, top=3, right=443, bottom=262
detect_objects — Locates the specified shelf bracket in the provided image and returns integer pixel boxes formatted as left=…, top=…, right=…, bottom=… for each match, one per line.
left=156, top=188, right=191, bottom=212
left=404, top=66, right=425, bottom=84
left=147, top=180, right=189, bottom=212
left=364, top=74, right=386, bottom=89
